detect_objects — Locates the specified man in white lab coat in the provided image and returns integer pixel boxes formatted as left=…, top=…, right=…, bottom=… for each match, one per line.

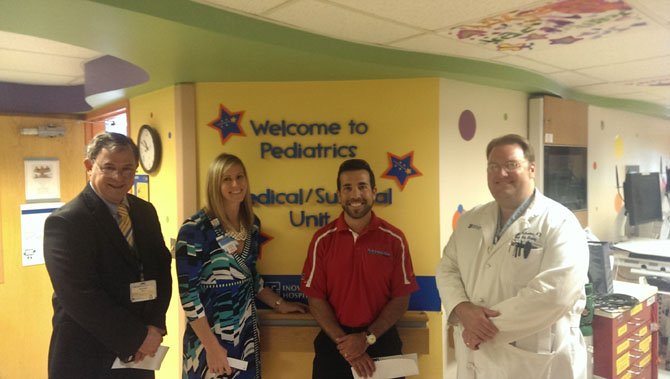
left=436, top=134, right=588, bottom=379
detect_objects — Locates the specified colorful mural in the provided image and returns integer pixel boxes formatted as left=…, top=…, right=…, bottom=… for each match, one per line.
left=447, top=0, right=647, bottom=51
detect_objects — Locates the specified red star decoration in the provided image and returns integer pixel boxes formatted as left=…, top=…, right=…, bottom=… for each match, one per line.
left=207, top=104, right=246, bottom=145
left=381, top=151, right=422, bottom=191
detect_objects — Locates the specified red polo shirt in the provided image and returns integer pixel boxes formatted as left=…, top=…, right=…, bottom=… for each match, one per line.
left=300, top=212, right=419, bottom=327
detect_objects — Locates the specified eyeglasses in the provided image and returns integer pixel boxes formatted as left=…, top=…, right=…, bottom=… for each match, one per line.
left=94, top=161, right=137, bottom=178
left=487, top=160, right=527, bottom=173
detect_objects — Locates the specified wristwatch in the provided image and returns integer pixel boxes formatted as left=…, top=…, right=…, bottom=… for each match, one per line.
left=365, top=330, right=377, bottom=345
left=274, top=298, right=283, bottom=309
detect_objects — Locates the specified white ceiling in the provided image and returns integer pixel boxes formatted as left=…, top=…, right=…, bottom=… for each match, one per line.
left=194, top=0, right=670, bottom=109
left=0, top=0, right=669, bottom=112
left=0, top=31, right=101, bottom=86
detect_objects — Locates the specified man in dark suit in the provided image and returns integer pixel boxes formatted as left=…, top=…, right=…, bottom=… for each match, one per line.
left=44, top=132, right=172, bottom=379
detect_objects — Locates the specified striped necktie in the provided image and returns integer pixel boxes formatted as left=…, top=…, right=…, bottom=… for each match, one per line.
left=117, top=203, right=135, bottom=247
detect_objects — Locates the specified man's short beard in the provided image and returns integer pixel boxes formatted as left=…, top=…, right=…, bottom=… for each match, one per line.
left=342, top=202, right=373, bottom=219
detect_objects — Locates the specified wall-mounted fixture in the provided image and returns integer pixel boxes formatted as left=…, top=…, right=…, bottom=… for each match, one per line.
left=20, top=125, right=65, bottom=138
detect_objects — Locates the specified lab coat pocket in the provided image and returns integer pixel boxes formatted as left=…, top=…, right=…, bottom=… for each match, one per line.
left=500, top=247, right=544, bottom=287
left=499, top=342, right=554, bottom=378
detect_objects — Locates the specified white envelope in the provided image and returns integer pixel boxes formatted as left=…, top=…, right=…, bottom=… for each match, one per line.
left=112, top=346, right=247, bottom=372
left=112, top=345, right=169, bottom=371
left=227, top=357, right=248, bottom=371
left=351, top=353, right=419, bottom=379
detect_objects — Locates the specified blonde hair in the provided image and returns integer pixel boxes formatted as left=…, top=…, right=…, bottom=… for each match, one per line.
left=205, top=153, right=255, bottom=230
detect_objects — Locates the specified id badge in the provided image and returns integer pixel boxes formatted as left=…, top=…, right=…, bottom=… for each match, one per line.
left=222, top=239, right=238, bottom=254
left=130, top=280, right=157, bottom=303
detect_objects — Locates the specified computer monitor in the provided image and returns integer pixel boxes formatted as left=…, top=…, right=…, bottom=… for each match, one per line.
left=623, top=172, right=663, bottom=227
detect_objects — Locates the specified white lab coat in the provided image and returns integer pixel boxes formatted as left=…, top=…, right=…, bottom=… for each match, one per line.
left=437, top=191, right=588, bottom=379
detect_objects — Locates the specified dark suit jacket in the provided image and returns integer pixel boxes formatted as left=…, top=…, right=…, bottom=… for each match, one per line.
left=44, top=185, right=172, bottom=379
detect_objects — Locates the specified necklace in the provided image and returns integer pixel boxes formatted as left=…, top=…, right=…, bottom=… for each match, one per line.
left=224, top=224, right=247, bottom=241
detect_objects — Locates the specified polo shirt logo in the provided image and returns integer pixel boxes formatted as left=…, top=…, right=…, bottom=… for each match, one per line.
left=367, top=249, right=390, bottom=257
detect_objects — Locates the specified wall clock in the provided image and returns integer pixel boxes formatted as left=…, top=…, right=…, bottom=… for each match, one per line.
left=137, top=124, right=162, bottom=173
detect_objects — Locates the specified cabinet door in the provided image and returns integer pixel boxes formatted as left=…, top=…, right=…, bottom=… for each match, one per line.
left=543, top=96, right=588, bottom=146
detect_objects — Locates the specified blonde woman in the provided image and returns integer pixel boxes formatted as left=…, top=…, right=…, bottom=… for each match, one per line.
left=176, top=153, right=307, bottom=378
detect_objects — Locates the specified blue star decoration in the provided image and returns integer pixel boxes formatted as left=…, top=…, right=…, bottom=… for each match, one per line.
left=207, top=104, right=246, bottom=144
left=258, top=231, right=274, bottom=260
left=381, top=151, right=422, bottom=191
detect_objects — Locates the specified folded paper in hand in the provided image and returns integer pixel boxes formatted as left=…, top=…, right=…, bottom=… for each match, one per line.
left=351, top=353, right=419, bottom=379
left=112, top=346, right=169, bottom=371
left=111, top=346, right=248, bottom=372
left=227, top=357, right=248, bottom=371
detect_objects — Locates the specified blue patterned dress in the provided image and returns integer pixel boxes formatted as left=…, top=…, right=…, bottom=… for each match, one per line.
left=176, top=210, right=262, bottom=379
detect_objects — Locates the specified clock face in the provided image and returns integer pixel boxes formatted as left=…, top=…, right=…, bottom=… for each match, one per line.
left=138, top=125, right=161, bottom=173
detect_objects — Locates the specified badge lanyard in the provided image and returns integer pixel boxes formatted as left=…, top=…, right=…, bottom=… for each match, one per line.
left=493, top=190, right=536, bottom=244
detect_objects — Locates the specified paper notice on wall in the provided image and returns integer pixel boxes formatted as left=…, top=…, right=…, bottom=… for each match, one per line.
left=20, top=203, right=62, bottom=266
left=544, top=133, right=554, bottom=144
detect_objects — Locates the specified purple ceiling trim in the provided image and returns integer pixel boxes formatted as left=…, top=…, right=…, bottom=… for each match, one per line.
left=0, top=83, right=90, bottom=114
left=84, top=55, right=149, bottom=96
left=0, top=55, right=148, bottom=114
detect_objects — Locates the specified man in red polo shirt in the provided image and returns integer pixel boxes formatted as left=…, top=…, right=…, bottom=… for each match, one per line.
left=300, top=159, right=419, bottom=379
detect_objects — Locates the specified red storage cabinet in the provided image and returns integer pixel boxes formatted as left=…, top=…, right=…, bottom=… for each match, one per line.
left=593, top=281, right=658, bottom=379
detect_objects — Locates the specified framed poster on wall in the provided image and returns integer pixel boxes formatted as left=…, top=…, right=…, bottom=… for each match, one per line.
left=24, top=158, right=60, bottom=202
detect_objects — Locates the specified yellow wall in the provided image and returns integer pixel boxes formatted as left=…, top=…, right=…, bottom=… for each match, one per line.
left=129, top=86, right=184, bottom=379
left=0, top=115, right=86, bottom=379
left=194, top=78, right=443, bottom=377
left=4, top=78, right=667, bottom=379
left=0, top=88, right=184, bottom=379
left=195, top=79, right=440, bottom=274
